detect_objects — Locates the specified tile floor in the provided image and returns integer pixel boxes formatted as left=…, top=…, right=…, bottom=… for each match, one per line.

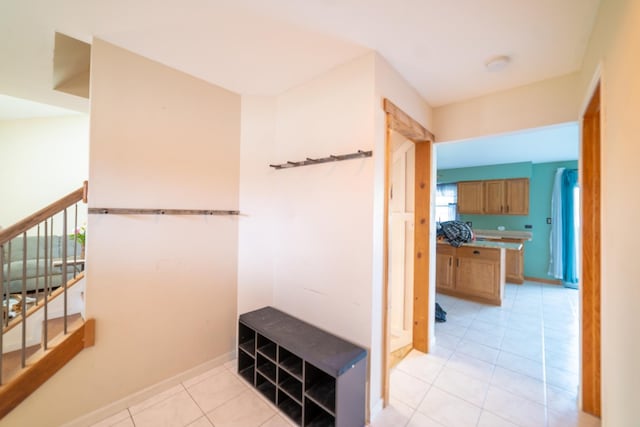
left=373, top=282, right=601, bottom=427
left=90, top=281, right=600, bottom=427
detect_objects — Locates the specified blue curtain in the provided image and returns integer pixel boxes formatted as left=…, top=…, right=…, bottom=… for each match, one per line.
left=562, top=169, right=579, bottom=287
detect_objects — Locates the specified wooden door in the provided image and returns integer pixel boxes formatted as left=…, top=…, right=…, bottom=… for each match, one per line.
left=457, top=181, right=484, bottom=214
left=505, top=249, right=524, bottom=283
left=506, top=178, right=529, bottom=215
left=484, top=180, right=505, bottom=214
left=389, top=140, right=415, bottom=353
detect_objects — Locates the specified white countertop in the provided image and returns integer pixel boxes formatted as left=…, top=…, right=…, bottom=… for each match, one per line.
left=438, top=240, right=523, bottom=250
left=473, top=229, right=533, bottom=241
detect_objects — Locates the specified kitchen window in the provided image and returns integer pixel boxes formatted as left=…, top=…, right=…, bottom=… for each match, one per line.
left=436, top=183, right=458, bottom=222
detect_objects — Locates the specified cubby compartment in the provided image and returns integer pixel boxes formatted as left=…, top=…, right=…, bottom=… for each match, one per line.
left=279, top=347, right=303, bottom=380
left=257, top=333, right=277, bottom=361
left=278, top=391, right=303, bottom=425
left=238, top=322, right=256, bottom=356
left=256, top=352, right=277, bottom=383
left=239, top=307, right=366, bottom=427
left=304, top=397, right=335, bottom=427
left=279, top=369, right=302, bottom=402
left=256, top=372, right=277, bottom=404
left=237, top=349, right=255, bottom=384
left=305, top=363, right=336, bottom=414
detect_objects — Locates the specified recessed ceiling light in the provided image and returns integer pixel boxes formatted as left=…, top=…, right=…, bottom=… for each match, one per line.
left=485, top=55, right=511, bottom=72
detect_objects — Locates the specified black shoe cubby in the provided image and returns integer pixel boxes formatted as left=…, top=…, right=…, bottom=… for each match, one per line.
left=237, top=349, right=255, bottom=384
left=239, top=306, right=367, bottom=427
left=238, top=322, right=256, bottom=356
left=256, top=372, right=277, bottom=403
left=256, top=352, right=277, bottom=383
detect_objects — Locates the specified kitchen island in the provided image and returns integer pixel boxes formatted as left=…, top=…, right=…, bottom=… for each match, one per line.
left=436, top=239, right=523, bottom=306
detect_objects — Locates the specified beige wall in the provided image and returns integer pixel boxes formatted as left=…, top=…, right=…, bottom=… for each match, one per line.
left=0, top=115, right=88, bottom=227
left=578, top=0, right=640, bottom=424
left=1, top=39, right=241, bottom=426
left=433, top=72, right=581, bottom=142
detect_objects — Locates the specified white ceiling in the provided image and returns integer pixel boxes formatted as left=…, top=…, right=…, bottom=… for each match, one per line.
left=0, top=94, right=80, bottom=121
left=0, top=0, right=601, bottom=116
left=436, top=122, right=579, bottom=170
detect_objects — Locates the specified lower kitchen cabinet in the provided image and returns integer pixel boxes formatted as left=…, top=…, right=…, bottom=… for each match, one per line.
left=238, top=307, right=367, bottom=427
left=436, top=243, right=506, bottom=305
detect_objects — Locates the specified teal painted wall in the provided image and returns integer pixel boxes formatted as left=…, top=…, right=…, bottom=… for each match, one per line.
left=438, top=160, right=578, bottom=281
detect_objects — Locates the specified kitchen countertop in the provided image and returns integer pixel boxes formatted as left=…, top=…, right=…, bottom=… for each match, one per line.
left=473, top=229, right=533, bottom=241
left=438, top=240, right=523, bottom=251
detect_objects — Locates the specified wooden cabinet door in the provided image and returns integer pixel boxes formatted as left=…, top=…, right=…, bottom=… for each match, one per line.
left=505, top=249, right=524, bottom=283
left=457, top=181, right=484, bottom=214
left=436, top=246, right=455, bottom=291
left=484, top=180, right=505, bottom=214
left=505, top=178, right=529, bottom=215
left=455, top=247, right=500, bottom=301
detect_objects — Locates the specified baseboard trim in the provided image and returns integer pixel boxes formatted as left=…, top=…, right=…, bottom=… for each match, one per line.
left=61, top=350, right=235, bottom=427
left=369, top=397, right=384, bottom=425
left=524, top=276, right=563, bottom=285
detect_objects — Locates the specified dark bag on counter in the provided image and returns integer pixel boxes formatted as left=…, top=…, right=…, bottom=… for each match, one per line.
left=437, top=221, right=473, bottom=247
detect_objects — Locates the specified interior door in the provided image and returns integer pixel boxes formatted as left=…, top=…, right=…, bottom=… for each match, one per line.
left=389, top=139, right=415, bottom=353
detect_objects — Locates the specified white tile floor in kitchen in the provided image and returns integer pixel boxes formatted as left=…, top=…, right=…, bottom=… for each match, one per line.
left=374, top=281, right=601, bottom=427
left=90, top=281, right=600, bottom=427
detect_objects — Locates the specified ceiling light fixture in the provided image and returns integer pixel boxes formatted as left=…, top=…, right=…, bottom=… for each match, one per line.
left=485, top=55, right=511, bottom=72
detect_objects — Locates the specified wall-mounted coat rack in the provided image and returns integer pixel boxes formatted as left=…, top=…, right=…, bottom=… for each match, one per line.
left=88, top=208, right=239, bottom=215
left=269, top=149, right=372, bottom=170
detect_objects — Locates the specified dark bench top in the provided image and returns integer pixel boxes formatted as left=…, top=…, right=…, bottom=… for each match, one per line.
left=239, top=306, right=367, bottom=377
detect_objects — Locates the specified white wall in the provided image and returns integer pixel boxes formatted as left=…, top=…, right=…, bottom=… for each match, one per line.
left=433, top=72, right=581, bottom=142
left=578, top=0, right=640, bottom=424
left=237, top=96, right=277, bottom=314
left=373, top=54, right=434, bottom=415
left=238, top=53, right=379, bottom=413
left=1, top=39, right=241, bottom=427
left=0, top=115, right=88, bottom=227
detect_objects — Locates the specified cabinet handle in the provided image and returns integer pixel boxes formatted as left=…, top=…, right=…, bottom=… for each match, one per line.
left=506, top=205, right=509, bottom=213
left=456, top=259, right=459, bottom=267
left=473, top=250, right=480, bottom=255
left=500, top=205, right=503, bottom=212
left=449, top=257, right=452, bottom=266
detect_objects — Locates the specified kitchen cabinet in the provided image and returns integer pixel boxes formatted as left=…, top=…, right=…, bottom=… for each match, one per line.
left=483, top=180, right=505, bottom=214
left=436, top=243, right=506, bottom=305
left=457, top=181, right=484, bottom=214
left=505, top=178, right=529, bottom=215
left=457, top=178, right=529, bottom=215
left=436, top=245, right=456, bottom=290
left=504, top=238, right=525, bottom=284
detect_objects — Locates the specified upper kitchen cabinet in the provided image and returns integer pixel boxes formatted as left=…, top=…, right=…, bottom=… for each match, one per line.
left=505, top=178, right=529, bottom=215
left=457, top=181, right=484, bottom=214
left=458, top=178, right=529, bottom=215
left=484, top=180, right=506, bottom=214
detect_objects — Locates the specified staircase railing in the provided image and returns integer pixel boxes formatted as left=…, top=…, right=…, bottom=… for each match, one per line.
left=0, top=183, right=88, bottom=385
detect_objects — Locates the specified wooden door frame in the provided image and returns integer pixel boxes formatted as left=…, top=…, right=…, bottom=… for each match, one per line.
left=382, top=99, right=434, bottom=404
left=581, top=81, right=601, bottom=417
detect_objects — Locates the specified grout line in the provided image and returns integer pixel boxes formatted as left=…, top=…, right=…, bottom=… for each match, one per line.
left=126, top=408, right=136, bottom=427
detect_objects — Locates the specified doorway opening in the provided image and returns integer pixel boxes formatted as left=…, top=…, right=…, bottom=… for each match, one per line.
left=382, top=84, right=601, bottom=420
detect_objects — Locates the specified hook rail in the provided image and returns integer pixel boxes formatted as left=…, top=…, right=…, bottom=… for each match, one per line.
left=88, top=208, right=239, bottom=215
left=269, top=149, right=372, bottom=170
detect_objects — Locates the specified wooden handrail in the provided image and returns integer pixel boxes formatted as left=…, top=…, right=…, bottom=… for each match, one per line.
left=0, top=187, right=84, bottom=245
